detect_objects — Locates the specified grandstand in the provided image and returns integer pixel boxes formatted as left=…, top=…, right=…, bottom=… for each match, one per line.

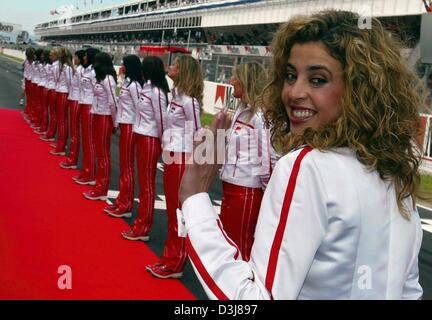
left=34, top=0, right=426, bottom=82
left=31, top=0, right=432, bottom=172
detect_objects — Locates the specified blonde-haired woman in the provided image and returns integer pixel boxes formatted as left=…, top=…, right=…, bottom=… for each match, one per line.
left=146, top=55, right=203, bottom=279
left=179, top=10, right=424, bottom=299
left=219, top=62, right=276, bottom=261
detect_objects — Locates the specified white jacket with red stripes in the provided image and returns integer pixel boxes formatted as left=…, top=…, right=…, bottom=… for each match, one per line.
left=162, top=88, right=201, bottom=153
left=133, top=81, right=167, bottom=141
left=68, top=65, right=82, bottom=101
left=55, top=63, right=72, bottom=93
left=31, top=61, right=41, bottom=85
left=220, top=103, right=278, bottom=190
left=90, top=74, right=118, bottom=125
left=79, top=65, right=96, bottom=105
left=24, top=60, right=32, bottom=80
left=46, top=62, right=57, bottom=90
left=116, top=77, right=142, bottom=125
left=180, top=146, right=423, bottom=299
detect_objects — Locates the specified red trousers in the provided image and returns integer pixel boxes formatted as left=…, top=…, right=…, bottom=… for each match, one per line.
left=66, top=100, right=81, bottom=165
left=45, top=90, right=58, bottom=139
left=79, top=104, right=95, bottom=181
left=115, top=123, right=135, bottom=211
left=24, top=79, right=31, bottom=115
left=36, top=85, right=44, bottom=127
left=31, top=85, right=41, bottom=126
left=132, top=135, right=161, bottom=235
left=31, top=83, right=39, bottom=123
left=160, top=152, right=187, bottom=272
left=39, top=87, right=49, bottom=132
left=55, top=92, right=69, bottom=152
left=93, top=114, right=113, bottom=194
left=220, top=182, right=264, bottom=261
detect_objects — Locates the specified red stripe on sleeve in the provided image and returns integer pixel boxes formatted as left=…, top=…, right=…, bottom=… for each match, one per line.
left=186, top=236, right=229, bottom=300
left=158, top=88, right=164, bottom=133
left=265, top=146, right=313, bottom=297
left=216, top=219, right=240, bottom=260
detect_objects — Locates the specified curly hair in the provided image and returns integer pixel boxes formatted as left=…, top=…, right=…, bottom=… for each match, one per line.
left=174, top=55, right=204, bottom=108
left=263, top=10, right=426, bottom=218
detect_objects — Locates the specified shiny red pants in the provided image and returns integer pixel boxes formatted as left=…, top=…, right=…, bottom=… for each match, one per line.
left=220, top=182, right=264, bottom=261
left=160, top=152, right=187, bottom=272
left=79, top=104, right=95, bottom=181
left=45, top=90, right=58, bottom=139
left=132, top=134, right=161, bottom=235
left=24, top=79, right=31, bottom=115
left=35, top=85, right=44, bottom=127
left=55, top=92, right=69, bottom=152
left=93, top=114, right=113, bottom=194
left=115, top=123, right=135, bottom=211
left=39, top=87, right=49, bottom=132
left=66, top=100, right=81, bottom=165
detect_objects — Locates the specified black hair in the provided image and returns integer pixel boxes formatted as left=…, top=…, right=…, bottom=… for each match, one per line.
left=123, top=54, right=143, bottom=87
left=84, top=47, right=100, bottom=68
left=141, top=56, right=170, bottom=100
left=35, top=48, right=43, bottom=63
left=75, top=49, right=85, bottom=66
left=25, top=47, right=35, bottom=61
left=43, top=50, right=51, bottom=64
left=94, top=52, right=117, bottom=83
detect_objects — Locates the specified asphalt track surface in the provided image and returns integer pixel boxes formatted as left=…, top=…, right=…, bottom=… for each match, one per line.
left=1, top=54, right=431, bottom=300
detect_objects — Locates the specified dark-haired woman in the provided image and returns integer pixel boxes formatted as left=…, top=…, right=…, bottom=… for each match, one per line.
left=74, top=47, right=100, bottom=186
left=105, top=55, right=143, bottom=217
left=121, top=56, right=168, bottom=240
left=83, top=52, right=118, bottom=201
left=60, top=49, right=85, bottom=169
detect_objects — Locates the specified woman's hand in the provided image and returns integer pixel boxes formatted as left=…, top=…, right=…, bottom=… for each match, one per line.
left=179, top=111, right=232, bottom=204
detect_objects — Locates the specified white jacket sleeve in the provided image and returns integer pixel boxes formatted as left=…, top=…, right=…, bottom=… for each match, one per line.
left=183, top=97, right=201, bottom=132
left=182, top=147, right=328, bottom=299
left=151, top=87, right=167, bottom=141
left=252, top=113, right=274, bottom=190
left=130, top=81, right=141, bottom=112
left=104, top=76, right=118, bottom=127
left=402, top=218, right=423, bottom=299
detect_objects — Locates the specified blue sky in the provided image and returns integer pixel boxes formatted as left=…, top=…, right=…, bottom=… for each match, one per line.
left=0, top=0, right=126, bottom=35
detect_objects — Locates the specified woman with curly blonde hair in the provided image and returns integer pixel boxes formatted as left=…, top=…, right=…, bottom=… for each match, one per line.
left=179, top=10, right=425, bottom=299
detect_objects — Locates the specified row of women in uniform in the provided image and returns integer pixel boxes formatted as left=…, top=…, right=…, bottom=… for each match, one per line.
left=22, top=46, right=277, bottom=279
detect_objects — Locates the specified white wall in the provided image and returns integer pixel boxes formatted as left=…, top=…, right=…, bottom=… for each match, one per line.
left=0, top=48, right=25, bottom=60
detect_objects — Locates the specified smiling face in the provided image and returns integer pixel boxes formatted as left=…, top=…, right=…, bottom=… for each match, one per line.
left=282, top=42, right=345, bottom=135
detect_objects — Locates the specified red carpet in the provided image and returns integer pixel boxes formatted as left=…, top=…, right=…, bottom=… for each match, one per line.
left=0, top=109, right=196, bottom=300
